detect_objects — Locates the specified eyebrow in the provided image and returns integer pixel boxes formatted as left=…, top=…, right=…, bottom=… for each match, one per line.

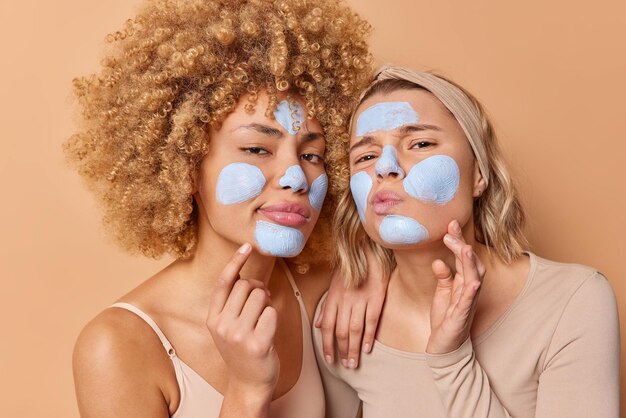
left=237, top=123, right=283, bottom=138
left=237, top=123, right=324, bottom=142
left=349, top=123, right=442, bottom=153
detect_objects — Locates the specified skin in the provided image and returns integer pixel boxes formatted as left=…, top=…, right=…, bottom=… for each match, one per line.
left=321, top=88, right=529, bottom=364
left=73, top=91, right=335, bottom=418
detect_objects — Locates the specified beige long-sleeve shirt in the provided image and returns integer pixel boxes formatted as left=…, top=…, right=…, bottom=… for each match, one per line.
left=313, top=253, right=620, bottom=417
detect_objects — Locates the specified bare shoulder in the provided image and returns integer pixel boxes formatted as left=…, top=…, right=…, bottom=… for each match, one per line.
left=73, top=307, right=177, bottom=417
left=289, top=261, right=333, bottom=323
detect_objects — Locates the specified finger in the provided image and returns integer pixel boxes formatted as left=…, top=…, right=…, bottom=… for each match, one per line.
left=314, top=297, right=326, bottom=328
left=432, top=259, right=454, bottom=288
left=319, top=300, right=338, bottom=364
left=238, top=288, right=271, bottom=331
left=362, top=300, right=382, bottom=354
left=449, top=245, right=474, bottom=306
left=346, top=302, right=367, bottom=368
left=443, top=233, right=465, bottom=273
left=431, top=259, right=455, bottom=323
left=208, top=243, right=252, bottom=318
left=254, top=306, right=278, bottom=347
left=448, top=219, right=466, bottom=242
left=455, top=249, right=482, bottom=313
left=335, top=304, right=353, bottom=367
left=221, top=279, right=267, bottom=322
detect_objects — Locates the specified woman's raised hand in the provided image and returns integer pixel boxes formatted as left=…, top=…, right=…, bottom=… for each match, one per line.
left=426, top=220, right=486, bottom=355
left=206, top=243, right=279, bottom=402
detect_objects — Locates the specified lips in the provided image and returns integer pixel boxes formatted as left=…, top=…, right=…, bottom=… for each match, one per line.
left=370, top=190, right=403, bottom=215
left=257, top=202, right=311, bottom=227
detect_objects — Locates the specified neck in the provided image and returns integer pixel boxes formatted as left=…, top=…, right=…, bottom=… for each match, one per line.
left=390, top=224, right=481, bottom=310
left=173, top=209, right=277, bottom=304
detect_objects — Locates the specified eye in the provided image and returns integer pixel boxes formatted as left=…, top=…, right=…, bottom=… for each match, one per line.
left=242, top=147, right=270, bottom=155
left=301, top=153, right=324, bottom=164
left=355, top=154, right=376, bottom=164
left=410, top=140, right=433, bottom=149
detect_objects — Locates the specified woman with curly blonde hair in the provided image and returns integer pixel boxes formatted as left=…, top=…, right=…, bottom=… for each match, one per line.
left=313, top=66, right=620, bottom=417
left=66, top=0, right=373, bottom=416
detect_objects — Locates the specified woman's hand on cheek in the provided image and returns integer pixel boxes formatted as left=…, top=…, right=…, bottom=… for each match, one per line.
left=426, top=220, right=486, bottom=355
left=315, top=246, right=389, bottom=369
left=206, top=243, right=279, bottom=401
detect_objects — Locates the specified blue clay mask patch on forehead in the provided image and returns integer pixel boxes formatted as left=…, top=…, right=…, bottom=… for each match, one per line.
left=375, top=145, right=405, bottom=178
left=350, top=171, right=373, bottom=222
left=254, top=220, right=305, bottom=257
left=379, top=215, right=429, bottom=245
left=274, top=99, right=306, bottom=136
left=216, top=162, right=266, bottom=205
left=279, top=165, right=309, bottom=192
left=403, top=155, right=460, bottom=205
left=355, top=101, right=419, bottom=137
left=309, top=173, right=328, bottom=211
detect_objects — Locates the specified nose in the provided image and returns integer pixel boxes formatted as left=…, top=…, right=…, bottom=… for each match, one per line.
left=375, top=145, right=405, bottom=179
left=279, top=165, right=309, bottom=193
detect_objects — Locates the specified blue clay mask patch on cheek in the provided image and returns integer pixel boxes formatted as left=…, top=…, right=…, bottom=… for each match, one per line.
left=375, top=145, right=405, bottom=178
left=403, top=155, right=460, bottom=204
left=350, top=171, right=373, bottom=222
left=309, top=173, right=328, bottom=211
left=274, top=100, right=306, bottom=136
left=216, top=163, right=267, bottom=205
left=379, top=215, right=429, bottom=245
left=279, top=165, right=309, bottom=192
left=355, top=102, right=419, bottom=137
left=254, top=220, right=305, bottom=257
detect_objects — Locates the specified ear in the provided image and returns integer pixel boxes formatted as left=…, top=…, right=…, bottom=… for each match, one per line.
left=472, top=160, right=486, bottom=198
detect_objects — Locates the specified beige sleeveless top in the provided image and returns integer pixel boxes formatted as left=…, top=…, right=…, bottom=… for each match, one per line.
left=111, top=260, right=325, bottom=417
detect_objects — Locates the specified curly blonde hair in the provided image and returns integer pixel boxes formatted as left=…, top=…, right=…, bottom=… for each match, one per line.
left=335, top=75, right=527, bottom=287
left=64, top=0, right=372, bottom=262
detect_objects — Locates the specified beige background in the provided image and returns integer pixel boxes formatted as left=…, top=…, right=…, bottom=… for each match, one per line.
left=1, top=0, right=624, bottom=416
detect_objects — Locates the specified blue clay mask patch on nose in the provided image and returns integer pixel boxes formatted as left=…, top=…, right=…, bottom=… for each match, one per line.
left=309, top=173, right=328, bottom=211
left=350, top=171, right=373, bottom=222
left=274, top=100, right=306, bottom=136
left=403, top=155, right=460, bottom=204
left=379, top=215, right=429, bottom=245
left=216, top=162, right=266, bottom=205
left=255, top=220, right=305, bottom=257
left=375, top=145, right=405, bottom=178
left=355, top=102, right=419, bottom=137
left=279, top=165, right=309, bottom=192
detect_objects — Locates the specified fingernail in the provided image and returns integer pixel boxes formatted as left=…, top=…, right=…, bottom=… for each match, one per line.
left=452, top=220, right=462, bottom=234
left=363, top=343, right=371, bottom=353
left=238, top=243, right=251, bottom=254
left=325, top=355, right=333, bottom=364
left=348, top=358, right=357, bottom=368
left=341, top=359, right=348, bottom=368
left=467, top=250, right=474, bottom=261
left=444, top=234, right=458, bottom=245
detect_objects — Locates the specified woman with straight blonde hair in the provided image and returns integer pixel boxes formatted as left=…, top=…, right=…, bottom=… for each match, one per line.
left=313, top=65, right=620, bottom=417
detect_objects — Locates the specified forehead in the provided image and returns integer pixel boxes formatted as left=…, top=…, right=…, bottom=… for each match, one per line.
left=220, top=90, right=320, bottom=130
left=352, top=88, right=452, bottom=138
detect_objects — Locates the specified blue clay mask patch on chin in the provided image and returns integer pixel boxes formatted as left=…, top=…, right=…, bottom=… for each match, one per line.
left=274, top=100, right=306, bottom=136
left=279, top=165, right=309, bottom=192
left=403, top=155, right=460, bottom=204
left=375, top=145, right=405, bottom=178
left=350, top=171, right=373, bottom=222
left=216, top=162, right=266, bottom=205
left=355, top=102, right=419, bottom=137
left=254, top=220, right=305, bottom=257
left=309, top=173, right=328, bottom=211
left=379, top=215, right=429, bottom=245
